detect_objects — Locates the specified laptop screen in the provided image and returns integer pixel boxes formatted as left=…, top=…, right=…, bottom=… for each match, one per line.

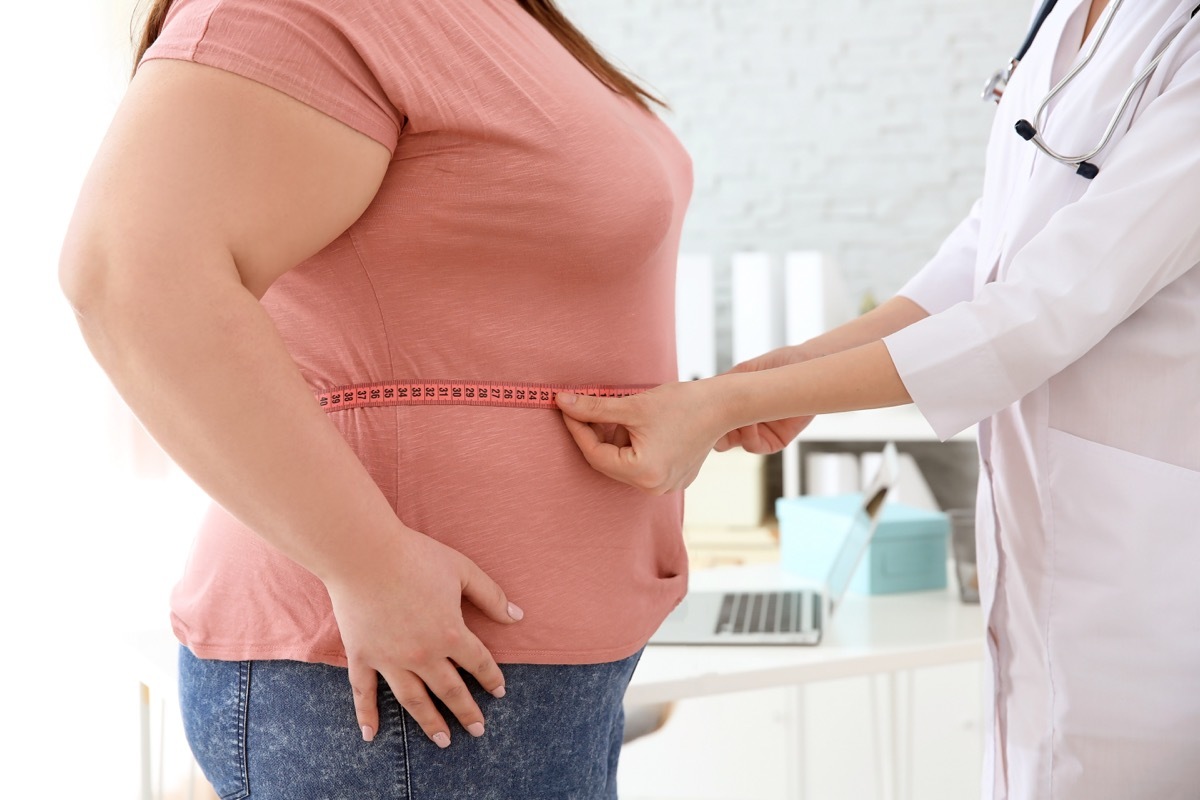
left=822, top=442, right=900, bottom=610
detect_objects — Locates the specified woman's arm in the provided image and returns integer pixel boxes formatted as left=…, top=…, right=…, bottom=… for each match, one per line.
left=60, top=60, right=519, bottom=746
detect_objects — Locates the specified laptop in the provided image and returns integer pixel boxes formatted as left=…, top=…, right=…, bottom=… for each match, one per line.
left=650, top=442, right=900, bottom=646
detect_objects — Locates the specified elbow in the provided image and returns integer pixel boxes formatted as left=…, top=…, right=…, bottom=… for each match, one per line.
left=58, top=231, right=181, bottom=377
left=57, top=229, right=165, bottom=371
left=58, top=224, right=167, bottom=337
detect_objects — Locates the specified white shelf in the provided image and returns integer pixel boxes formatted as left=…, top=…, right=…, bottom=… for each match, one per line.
left=798, top=405, right=976, bottom=443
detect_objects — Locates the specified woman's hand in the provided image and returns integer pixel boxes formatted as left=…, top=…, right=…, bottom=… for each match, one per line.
left=715, top=345, right=819, bottom=453
left=556, top=381, right=729, bottom=494
left=325, top=526, right=523, bottom=747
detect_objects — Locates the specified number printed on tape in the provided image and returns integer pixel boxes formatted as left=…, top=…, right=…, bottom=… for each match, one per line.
left=316, top=380, right=649, bottom=412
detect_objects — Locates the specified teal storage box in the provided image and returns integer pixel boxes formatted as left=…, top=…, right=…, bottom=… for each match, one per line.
left=776, top=495, right=949, bottom=594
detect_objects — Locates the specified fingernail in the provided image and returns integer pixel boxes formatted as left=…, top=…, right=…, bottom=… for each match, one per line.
left=491, top=685, right=506, bottom=699
left=433, top=732, right=450, bottom=749
left=467, top=722, right=485, bottom=738
left=507, top=602, right=525, bottom=621
left=361, top=725, right=375, bottom=742
left=557, top=392, right=577, bottom=405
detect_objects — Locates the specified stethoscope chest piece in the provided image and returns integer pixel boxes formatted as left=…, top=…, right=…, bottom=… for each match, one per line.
left=982, top=59, right=1017, bottom=104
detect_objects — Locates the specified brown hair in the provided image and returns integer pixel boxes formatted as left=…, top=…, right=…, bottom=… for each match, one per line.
left=132, top=0, right=664, bottom=110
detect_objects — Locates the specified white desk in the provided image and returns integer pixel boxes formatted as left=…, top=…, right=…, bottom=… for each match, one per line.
left=629, top=563, right=982, bottom=707
left=627, top=563, right=984, bottom=800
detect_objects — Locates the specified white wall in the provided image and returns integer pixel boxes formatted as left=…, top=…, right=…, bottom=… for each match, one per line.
left=560, top=0, right=1030, bottom=366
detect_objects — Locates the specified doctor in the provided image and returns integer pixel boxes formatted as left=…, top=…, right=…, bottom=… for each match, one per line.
left=557, top=0, right=1200, bottom=797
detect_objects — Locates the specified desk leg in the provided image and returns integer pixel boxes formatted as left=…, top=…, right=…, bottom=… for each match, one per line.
left=890, top=671, right=900, bottom=800
left=870, top=671, right=915, bottom=800
left=158, top=697, right=167, bottom=800
left=784, top=685, right=808, bottom=800
left=140, top=683, right=152, bottom=800
left=903, top=670, right=914, bottom=800
left=870, top=677, right=884, bottom=800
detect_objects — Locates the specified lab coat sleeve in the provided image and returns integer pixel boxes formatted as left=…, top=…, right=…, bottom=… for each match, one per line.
left=884, top=51, right=1200, bottom=441
left=894, top=197, right=983, bottom=316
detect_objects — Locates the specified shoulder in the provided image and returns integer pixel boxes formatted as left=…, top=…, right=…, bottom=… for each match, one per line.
left=144, top=0, right=407, bottom=153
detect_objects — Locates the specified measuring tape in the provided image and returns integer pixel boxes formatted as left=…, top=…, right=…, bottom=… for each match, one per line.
left=317, top=380, right=650, bottom=412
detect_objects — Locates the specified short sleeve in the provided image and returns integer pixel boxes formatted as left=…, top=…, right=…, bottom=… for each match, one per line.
left=139, top=0, right=403, bottom=155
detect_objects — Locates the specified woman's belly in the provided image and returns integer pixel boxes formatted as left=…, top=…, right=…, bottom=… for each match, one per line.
left=172, top=400, right=687, bottom=666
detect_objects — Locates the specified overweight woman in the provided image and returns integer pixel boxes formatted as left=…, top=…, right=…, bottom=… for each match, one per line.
left=59, top=0, right=690, bottom=797
left=559, top=1, right=1200, bottom=798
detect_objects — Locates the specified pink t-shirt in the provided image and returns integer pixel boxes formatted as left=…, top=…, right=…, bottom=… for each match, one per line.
left=143, top=0, right=692, bottom=665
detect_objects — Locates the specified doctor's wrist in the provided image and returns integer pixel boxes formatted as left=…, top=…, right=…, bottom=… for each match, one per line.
left=708, top=371, right=768, bottom=433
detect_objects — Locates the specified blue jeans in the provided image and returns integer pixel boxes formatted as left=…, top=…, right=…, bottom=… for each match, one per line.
left=178, top=646, right=643, bottom=799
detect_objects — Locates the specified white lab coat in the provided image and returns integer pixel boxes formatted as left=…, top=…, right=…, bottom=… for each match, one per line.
left=882, top=1, right=1200, bottom=797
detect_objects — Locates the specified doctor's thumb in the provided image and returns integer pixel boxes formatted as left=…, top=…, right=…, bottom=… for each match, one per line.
left=555, top=392, right=630, bottom=424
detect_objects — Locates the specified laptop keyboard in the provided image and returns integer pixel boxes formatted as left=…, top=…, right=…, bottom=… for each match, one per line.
left=715, top=592, right=821, bottom=635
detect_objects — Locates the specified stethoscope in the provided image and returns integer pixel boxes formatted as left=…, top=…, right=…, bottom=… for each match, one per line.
left=982, top=0, right=1199, bottom=179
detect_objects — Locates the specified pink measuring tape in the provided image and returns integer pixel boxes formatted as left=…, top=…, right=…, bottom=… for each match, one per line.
left=317, top=380, right=650, bottom=412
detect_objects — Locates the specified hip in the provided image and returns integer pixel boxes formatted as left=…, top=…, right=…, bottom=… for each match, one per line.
left=178, top=645, right=643, bottom=800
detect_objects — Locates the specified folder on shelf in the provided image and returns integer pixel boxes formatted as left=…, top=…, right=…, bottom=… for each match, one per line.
left=804, top=452, right=862, bottom=497
left=675, top=254, right=717, bottom=382
left=731, top=252, right=785, bottom=366
left=783, top=251, right=852, bottom=347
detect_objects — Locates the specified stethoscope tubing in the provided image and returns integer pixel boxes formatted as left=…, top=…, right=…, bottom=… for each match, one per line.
left=1021, top=0, right=1131, bottom=167
left=982, top=0, right=1060, bottom=102
left=1009, top=0, right=1195, bottom=179
left=1023, top=47, right=1165, bottom=167
left=1017, top=0, right=1063, bottom=65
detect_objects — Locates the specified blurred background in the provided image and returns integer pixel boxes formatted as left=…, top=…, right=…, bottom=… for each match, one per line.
left=0, top=0, right=1026, bottom=796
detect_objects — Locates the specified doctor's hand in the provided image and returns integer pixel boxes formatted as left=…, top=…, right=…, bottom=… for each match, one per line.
left=556, top=381, right=729, bottom=494
left=716, top=345, right=817, bottom=454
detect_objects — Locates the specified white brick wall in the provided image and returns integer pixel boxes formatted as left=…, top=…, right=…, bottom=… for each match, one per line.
left=560, top=0, right=1030, bottom=367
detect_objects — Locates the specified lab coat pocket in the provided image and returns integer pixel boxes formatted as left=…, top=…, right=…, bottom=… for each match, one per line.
left=1044, top=428, right=1200, bottom=795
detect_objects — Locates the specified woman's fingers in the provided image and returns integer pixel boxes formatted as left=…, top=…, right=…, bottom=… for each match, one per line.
left=452, top=632, right=509, bottom=700
left=380, top=639, right=501, bottom=747
left=353, top=631, right=507, bottom=748
left=385, top=670, right=453, bottom=748
left=425, top=660, right=492, bottom=738
left=453, top=555, right=516, bottom=699
left=349, top=662, right=380, bottom=742
left=458, top=553, right=524, bottom=628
